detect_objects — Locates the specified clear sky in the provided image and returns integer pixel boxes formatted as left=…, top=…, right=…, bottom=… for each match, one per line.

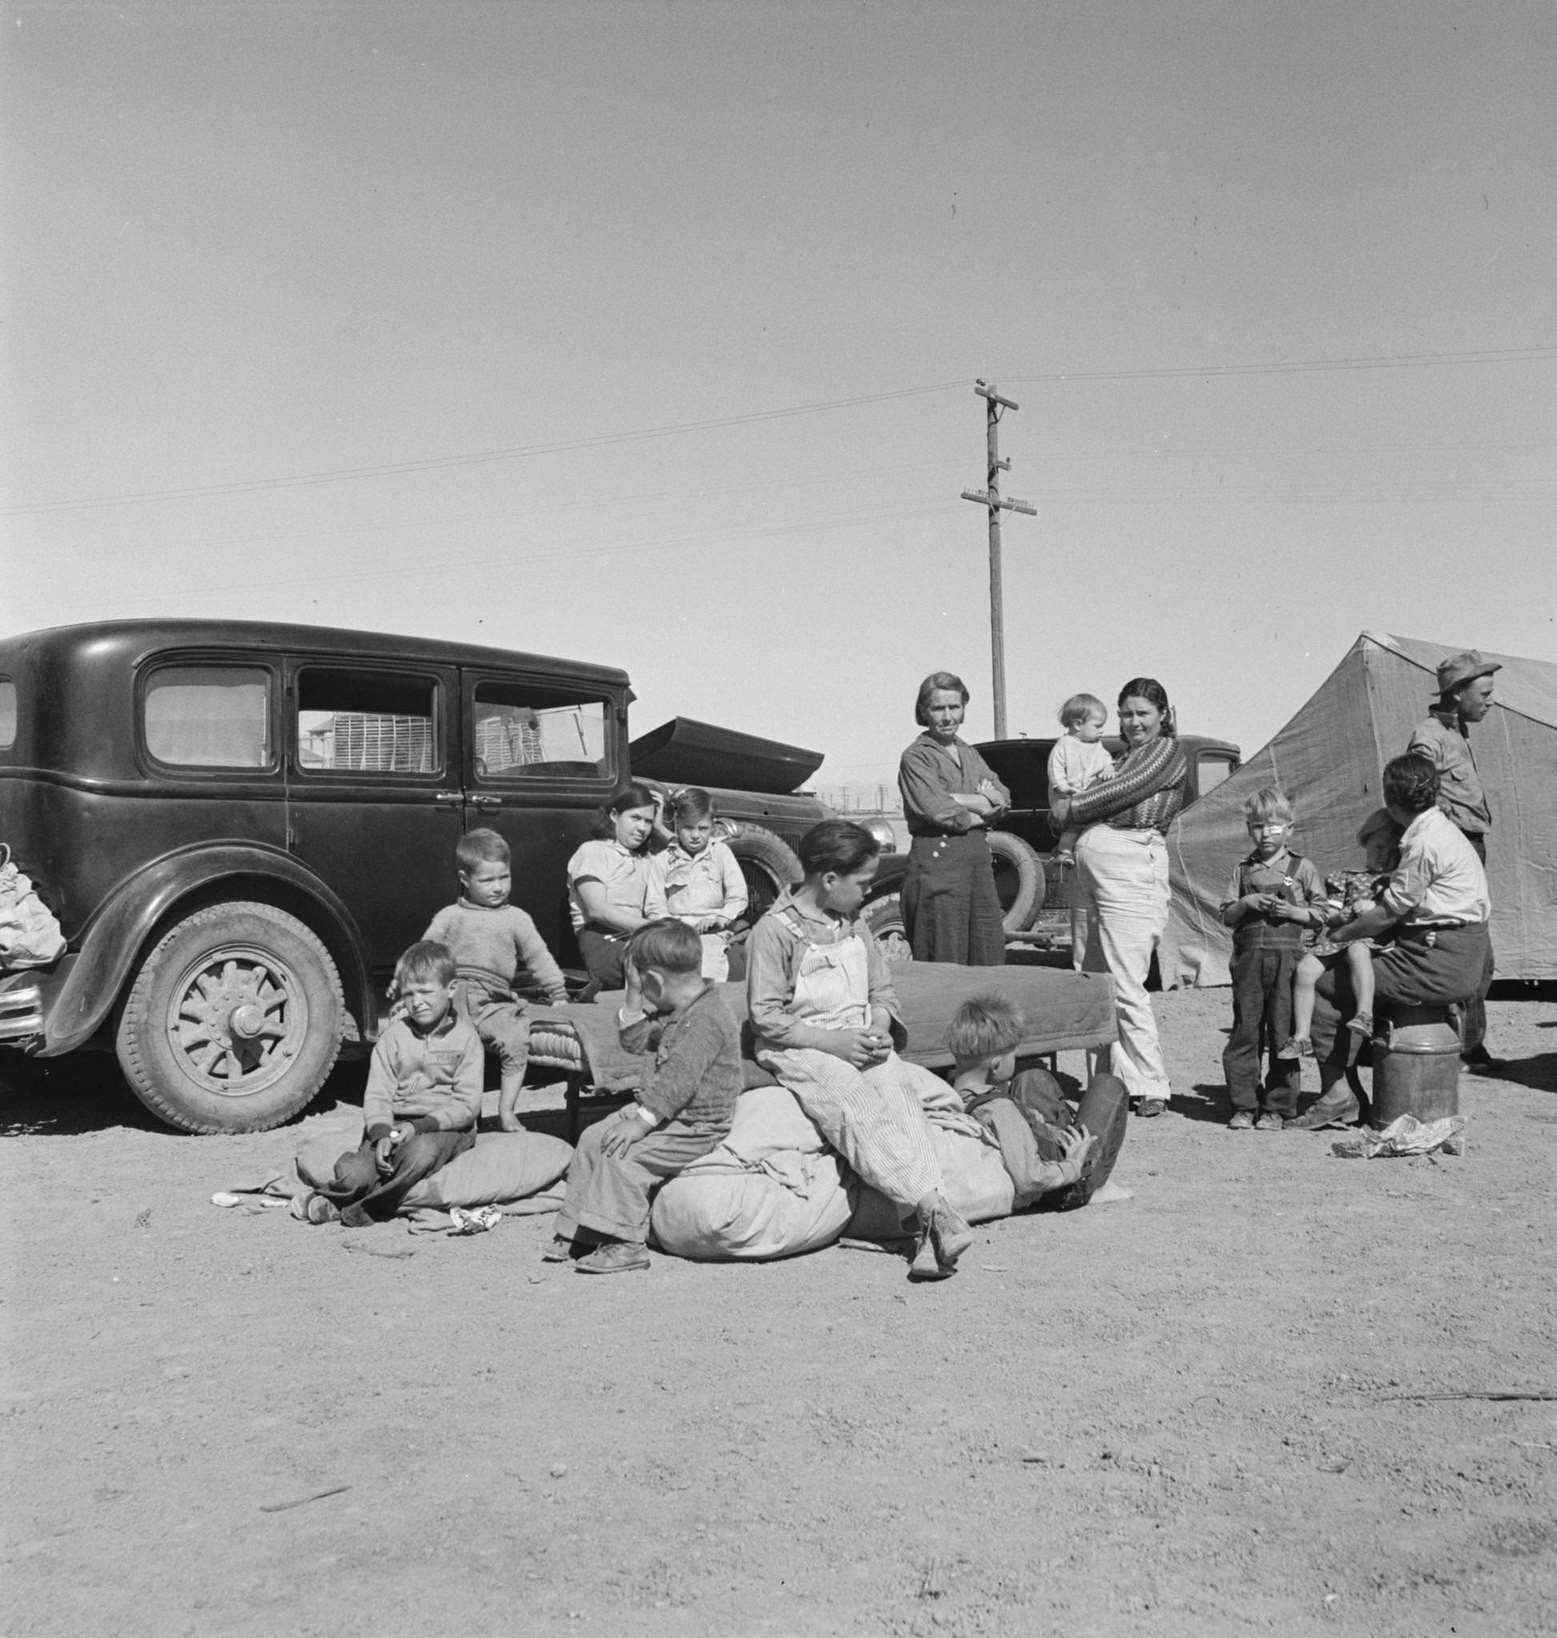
left=4, top=1, right=1554, bottom=791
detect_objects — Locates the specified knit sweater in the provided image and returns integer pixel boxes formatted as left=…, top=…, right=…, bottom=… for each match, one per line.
left=424, top=900, right=567, bottom=1001
left=1067, top=737, right=1188, bottom=833
left=619, top=984, right=743, bottom=1135
left=362, top=1011, right=483, bottom=1139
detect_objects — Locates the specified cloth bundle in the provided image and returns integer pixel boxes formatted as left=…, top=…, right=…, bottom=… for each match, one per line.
left=0, top=844, right=66, bottom=971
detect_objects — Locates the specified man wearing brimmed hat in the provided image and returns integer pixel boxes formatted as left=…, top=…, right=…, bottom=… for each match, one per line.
left=1407, top=649, right=1500, bottom=1067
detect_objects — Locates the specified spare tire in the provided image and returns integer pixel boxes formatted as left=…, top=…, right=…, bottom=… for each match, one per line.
left=720, top=823, right=803, bottom=927
left=987, top=830, right=1044, bottom=932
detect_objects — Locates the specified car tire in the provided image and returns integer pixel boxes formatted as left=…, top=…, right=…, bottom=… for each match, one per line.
left=863, top=894, right=914, bottom=965
left=721, top=823, right=804, bottom=926
left=987, top=831, right=1045, bottom=932
left=115, top=901, right=344, bottom=1135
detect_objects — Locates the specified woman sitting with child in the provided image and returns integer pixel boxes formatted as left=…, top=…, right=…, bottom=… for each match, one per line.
left=565, top=782, right=664, bottom=996
left=746, top=819, right=975, bottom=1281
left=1289, top=754, right=1492, bottom=1130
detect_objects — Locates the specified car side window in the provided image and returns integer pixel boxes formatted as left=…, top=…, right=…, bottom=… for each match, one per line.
left=143, top=665, right=273, bottom=769
left=1197, top=755, right=1235, bottom=797
left=471, top=679, right=610, bottom=782
left=0, top=680, right=15, bottom=751
left=296, top=668, right=440, bottom=775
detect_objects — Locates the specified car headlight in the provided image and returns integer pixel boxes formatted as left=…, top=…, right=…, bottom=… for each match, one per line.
left=862, top=818, right=899, bottom=854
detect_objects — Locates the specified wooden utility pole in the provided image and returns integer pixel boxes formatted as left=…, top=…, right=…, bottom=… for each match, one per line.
left=960, top=380, right=1035, bottom=739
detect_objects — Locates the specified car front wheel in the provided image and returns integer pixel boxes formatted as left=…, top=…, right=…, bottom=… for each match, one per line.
left=115, top=901, right=344, bottom=1134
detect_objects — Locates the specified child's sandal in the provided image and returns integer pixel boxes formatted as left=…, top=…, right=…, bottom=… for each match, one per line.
left=1345, top=1012, right=1374, bottom=1037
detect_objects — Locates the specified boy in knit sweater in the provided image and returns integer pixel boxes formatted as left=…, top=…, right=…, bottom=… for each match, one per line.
left=544, top=920, right=742, bottom=1275
left=424, top=828, right=569, bottom=1132
left=303, top=941, right=482, bottom=1226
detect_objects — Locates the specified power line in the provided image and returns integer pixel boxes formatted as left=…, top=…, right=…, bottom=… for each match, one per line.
left=2, top=380, right=969, bottom=516
left=1001, top=345, right=1556, bottom=385
left=6, top=344, right=1552, bottom=516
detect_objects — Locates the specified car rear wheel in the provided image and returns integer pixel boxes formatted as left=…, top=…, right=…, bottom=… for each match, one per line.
left=720, top=823, right=804, bottom=926
left=115, top=901, right=344, bottom=1134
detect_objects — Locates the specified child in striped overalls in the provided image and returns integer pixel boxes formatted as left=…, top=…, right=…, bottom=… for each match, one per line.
left=745, top=819, right=974, bottom=1282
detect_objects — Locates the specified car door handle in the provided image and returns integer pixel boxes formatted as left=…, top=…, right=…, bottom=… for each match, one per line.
left=434, top=791, right=463, bottom=804
left=471, top=795, right=501, bottom=810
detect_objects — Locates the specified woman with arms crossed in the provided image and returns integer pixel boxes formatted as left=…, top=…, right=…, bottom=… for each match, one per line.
left=1051, top=678, right=1188, bottom=1118
left=897, top=671, right=1011, bottom=965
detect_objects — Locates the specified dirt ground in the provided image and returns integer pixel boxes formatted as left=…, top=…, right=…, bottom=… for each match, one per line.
left=3, top=983, right=1555, bottom=1638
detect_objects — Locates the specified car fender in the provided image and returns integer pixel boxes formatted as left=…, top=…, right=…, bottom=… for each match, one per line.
left=865, top=852, right=911, bottom=900
left=34, top=843, right=372, bottom=1056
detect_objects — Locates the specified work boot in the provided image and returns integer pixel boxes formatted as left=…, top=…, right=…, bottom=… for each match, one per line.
left=575, top=1239, right=650, bottom=1275
left=1287, top=1089, right=1361, bottom=1131
left=908, top=1196, right=974, bottom=1281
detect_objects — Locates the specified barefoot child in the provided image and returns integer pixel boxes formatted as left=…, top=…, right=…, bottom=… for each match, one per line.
left=301, top=941, right=481, bottom=1226
left=544, top=920, right=742, bottom=1274
left=947, top=995, right=1120, bottom=1210
left=747, top=819, right=974, bottom=1282
left=1219, top=788, right=1327, bottom=1129
left=1047, top=693, right=1113, bottom=970
left=424, top=828, right=569, bottom=1132
left=1279, top=808, right=1401, bottom=1060
left=644, top=786, right=749, bottom=982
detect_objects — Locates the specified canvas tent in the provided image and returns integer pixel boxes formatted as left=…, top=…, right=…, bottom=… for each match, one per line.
left=1161, top=632, right=1557, bottom=988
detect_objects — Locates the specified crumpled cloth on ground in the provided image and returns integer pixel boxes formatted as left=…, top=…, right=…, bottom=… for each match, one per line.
left=448, top=1205, right=503, bottom=1235
left=1332, top=1113, right=1467, bottom=1158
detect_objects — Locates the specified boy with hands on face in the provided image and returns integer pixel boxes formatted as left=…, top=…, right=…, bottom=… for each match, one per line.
left=543, top=919, right=742, bottom=1275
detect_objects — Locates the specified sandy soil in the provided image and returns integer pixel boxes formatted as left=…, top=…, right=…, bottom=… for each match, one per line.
left=3, top=984, right=1555, bottom=1638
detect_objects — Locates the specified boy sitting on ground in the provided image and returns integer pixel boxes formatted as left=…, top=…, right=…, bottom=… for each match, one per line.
left=424, top=827, right=569, bottom=1133
left=301, top=940, right=482, bottom=1226
left=544, top=920, right=743, bottom=1275
left=947, top=996, right=1104, bottom=1210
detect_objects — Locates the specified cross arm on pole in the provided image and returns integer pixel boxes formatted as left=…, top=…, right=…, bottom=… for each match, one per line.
left=961, top=489, right=1036, bottom=515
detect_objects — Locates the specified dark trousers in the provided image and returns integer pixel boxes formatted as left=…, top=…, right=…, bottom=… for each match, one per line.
left=323, top=1128, right=475, bottom=1224
left=577, top=927, right=629, bottom=992
left=1459, top=833, right=1494, bottom=1055
left=901, top=832, right=1006, bottom=966
left=555, top=1119, right=723, bottom=1244
left=968, top=1068, right=1129, bottom=1212
left=1222, top=945, right=1303, bottom=1115
left=1310, top=921, right=1490, bottom=1096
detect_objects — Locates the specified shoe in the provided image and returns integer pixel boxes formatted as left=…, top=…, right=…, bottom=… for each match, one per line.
left=1136, top=1098, right=1167, bottom=1119
left=1275, top=1037, right=1312, bottom=1060
left=1227, top=1110, right=1255, bottom=1130
left=301, top=1191, right=340, bottom=1225
left=540, top=1234, right=574, bottom=1263
left=575, top=1239, right=650, bottom=1275
left=907, top=1197, right=974, bottom=1281
left=1462, top=1045, right=1502, bottom=1073
left=928, top=1199, right=975, bottom=1269
left=1255, top=1112, right=1284, bottom=1132
left=908, top=1230, right=953, bottom=1282
left=1345, top=1012, right=1374, bottom=1038
left=1287, top=1090, right=1361, bottom=1131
